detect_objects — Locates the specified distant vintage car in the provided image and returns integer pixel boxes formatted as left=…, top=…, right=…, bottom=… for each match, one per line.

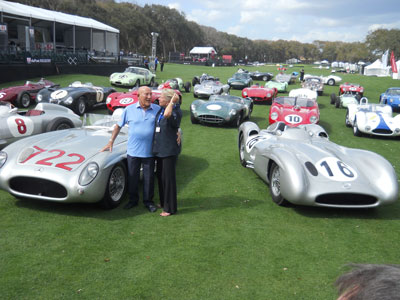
left=190, top=94, right=253, bottom=127
left=269, top=96, right=319, bottom=126
left=109, top=66, right=156, bottom=87
left=0, top=102, right=82, bottom=149
left=304, top=74, right=342, bottom=86
left=289, top=88, right=318, bottom=101
left=330, top=92, right=359, bottom=108
left=379, top=87, right=400, bottom=111
left=106, top=87, right=182, bottom=114
left=301, top=76, right=324, bottom=95
left=0, top=78, right=57, bottom=108
left=193, top=80, right=230, bottom=98
left=275, top=73, right=292, bottom=84
left=346, top=97, right=400, bottom=137
left=264, top=80, right=288, bottom=93
left=0, top=110, right=129, bottom=209
left=36, top=81, right=116, bottom=116
left=158, top=78, right=191, bottom=93
left=227, top=72, right=253, bottom=89
left=249, top=71, right=274, bottom=81
left=339, top=83, right=364, bottom=97
left=192, top=73, right=219, bottom=86
left=242, top=84, right=277, bottom=104
left=238, top=121, right=398, bottom=207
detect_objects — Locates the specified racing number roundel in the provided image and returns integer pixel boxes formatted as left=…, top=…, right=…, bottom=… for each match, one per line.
left=284, top=114, right=302, bottom=124
left=7, top=116, right=34, bottom=137
left=316, top=157, right=358, bottom=181
left=119, top=98, right=135, bottom=105
left=50, top=90, right=68, bottom=99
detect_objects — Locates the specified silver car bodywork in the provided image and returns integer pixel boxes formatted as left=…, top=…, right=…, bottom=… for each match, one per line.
left=193, top=80, right=230, bottom=98
left=0, top=110, right=128, bottom=209
left=0, top=102, right=82, bottom=149
left=238, top=121, right=398, bottom=208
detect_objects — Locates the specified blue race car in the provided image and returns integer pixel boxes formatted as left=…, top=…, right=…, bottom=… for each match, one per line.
left=380, top=87, right=400, bottom=111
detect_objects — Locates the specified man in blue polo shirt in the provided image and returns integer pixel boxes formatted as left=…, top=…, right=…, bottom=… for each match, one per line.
left=101, top=86, right=160, bottom=212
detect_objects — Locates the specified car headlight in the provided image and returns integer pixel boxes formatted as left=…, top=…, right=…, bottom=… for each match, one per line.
left=243, top=91, right=247, bottom=96
left=79, top=162, right=99, bottom=186
left=191, top=104, right=196, bottom=111
left=106, top=97, right=111, bottom=104
left=365, top=125, right=371, bottom=131
left=271, top=112, right=278, bottom=120
left=394, top=128, right=400, bottom=133
left=0, top=151, right=7, bottom=168
left=37, top=94, right=42, bottom=102
left=309, top=115, right=318, bottom=123
left=267, top=93, right=271, bottom=98
left=65, top=96, right=73, bottom=105
left=229, top=109, right=237, bottom=115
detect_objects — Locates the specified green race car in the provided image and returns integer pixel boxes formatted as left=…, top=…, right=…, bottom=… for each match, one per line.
left=227, top=73, right=253, bottom=90
left=110, top=66, right=156, bottom=87
left=264, top=80, right=288, bottom=93
left=190, top=94, right=253, bottom=127
left=330, top=92, right=359, bottom=108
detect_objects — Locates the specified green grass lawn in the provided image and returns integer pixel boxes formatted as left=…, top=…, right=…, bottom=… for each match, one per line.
left=0, top=63, right=400, bottom=299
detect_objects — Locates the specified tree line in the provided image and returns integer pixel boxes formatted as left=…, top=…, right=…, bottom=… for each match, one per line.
left=11, top=0, right=400, bottom=63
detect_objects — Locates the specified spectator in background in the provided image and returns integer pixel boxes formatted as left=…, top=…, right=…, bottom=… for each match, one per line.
left=300, top=68, right=305, bottom=82
left=160, top=57, right=165, bottom=72
left=144, top=57, right=149, bottom=69
left=335, top=264, right=400, bottom=300
left=154, top=56, right=158, bottom=71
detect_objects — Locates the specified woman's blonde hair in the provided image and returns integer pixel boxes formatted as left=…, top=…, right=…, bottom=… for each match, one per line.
left=161, top=88, right=175, bottom=101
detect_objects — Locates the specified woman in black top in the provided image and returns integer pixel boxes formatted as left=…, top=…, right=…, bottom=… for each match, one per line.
left=153, top=89, right=182, bottom=216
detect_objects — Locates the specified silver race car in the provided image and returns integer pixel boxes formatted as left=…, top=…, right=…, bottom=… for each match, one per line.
left=0, top=110, right=128, bottom=209
left=193, top=80, right=230, bottom=98
left=0, top=102, right=82, bottom=149
left=238, top=121, right=398, bottom=208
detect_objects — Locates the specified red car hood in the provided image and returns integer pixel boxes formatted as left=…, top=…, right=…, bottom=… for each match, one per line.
left=270, top=104, right=319, bottom=126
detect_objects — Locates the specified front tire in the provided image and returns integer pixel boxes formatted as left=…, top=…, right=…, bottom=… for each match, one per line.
left=353, top=118, right=362, bottom=137
left=75, top=96, right=86, bottom=116
left=190, top=113, right=199, bottom=124
left=233, top=113, right=242, bottom=128
left=101, top=163, right=127, bottom=209
left=239, top=134, right=246, bottom=167
left=46, top=118, right=74, bottom=132
left=269, top=162, right=289, bottom=206
left=17, top=92, right=31, bottom=108
left=335, top=95, right=341, bottom=108
left=327, top=78, right=335, bottom=86
left=345, top=109, right=351, bottom=127
left=149, top=78, right=155, bottom=87
left=184, top=82, right=191, bottom=92
left=330, top=93, right=336, bottom=105
left=135, top=80, right=140, bottom=88
left=262, top=75, right=268, bottom=81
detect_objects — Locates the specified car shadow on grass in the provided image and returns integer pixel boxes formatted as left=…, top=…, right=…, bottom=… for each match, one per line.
left=14, top=154, right=210, bottom=220
left=292, top=202, right=400, bottom=220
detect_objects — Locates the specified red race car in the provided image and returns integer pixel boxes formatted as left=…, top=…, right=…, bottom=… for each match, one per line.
left=242, top=84, right=277, bottom=104
left=269, top=96, right=319, bottom=126
left=0, top=78, right=57, bottom=108
left=339, top=82, right=364, bottom=98
left=106, top=87, right=182, bottom=114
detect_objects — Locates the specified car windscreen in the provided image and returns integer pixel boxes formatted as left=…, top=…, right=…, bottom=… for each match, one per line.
left=387, top=89, right=400, bottom=95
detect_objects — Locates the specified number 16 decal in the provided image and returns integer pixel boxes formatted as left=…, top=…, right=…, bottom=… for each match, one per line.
left=316, top=157, right=358, bottom=181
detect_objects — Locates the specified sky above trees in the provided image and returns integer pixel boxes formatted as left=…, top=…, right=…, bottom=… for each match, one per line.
left=123, top=0, right=400, bottom=43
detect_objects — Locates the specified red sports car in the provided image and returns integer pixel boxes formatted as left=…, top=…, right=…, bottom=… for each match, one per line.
left=269, top=96, right=319, bottom=126
left=242, top=85, right=277, bottom=104
left=0, top=78, right=56, bottom=108
left=339, top=82, right=364, bottom=98
left=106, top=87, right=182, bottom=113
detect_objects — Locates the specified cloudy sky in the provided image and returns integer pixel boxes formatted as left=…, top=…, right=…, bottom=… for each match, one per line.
left=119, top=0, right=400, bottom=43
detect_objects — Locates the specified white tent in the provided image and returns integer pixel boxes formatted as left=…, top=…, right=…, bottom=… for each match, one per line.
left=364, top=59, right=391, bottom=77
left=189, top=47, right=217, bottom=55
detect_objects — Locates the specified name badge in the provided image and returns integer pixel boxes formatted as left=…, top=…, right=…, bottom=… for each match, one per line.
left=156, top=127, right=161, bottom=132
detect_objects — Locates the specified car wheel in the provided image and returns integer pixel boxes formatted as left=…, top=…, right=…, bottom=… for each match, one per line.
left=45, top=117, right=74, bottom=132
left=101, top=163, right=127, bottom=209
left=247, top=104, right=253, bottom=120
left=345, top=109, right=351, bottom=127
left=17, top=92, right=31, bottom=108
left=149, top=78, right=154, bottom=87
left=192, top=77, right=199, bottom=87
left=262, top=76, right=268, bottom=81
left=335, top=96, right=341, bottom=108
left=153, top=81, right=159, bottom=88
left=356, top=94, right=361, bottom=101
left=269, top=162, right=289, bottom=206
left=239, top=134, right=247, bottom=167
left=327, top=78, right=335, bottom=86
left=75, top=96, right=86, bottom=116
left=353, top=118, right=362, bottom=137
left=233, top=113, right=242, bottom=128
left=330, top=93, right=336, bottom=105
left=190, top=113, right=199, bottom=124
left=184, top=82, right=191, bottom=92
left=193, top=93, right=198, bottom=98
left=135, top=80, right=140, bottom=88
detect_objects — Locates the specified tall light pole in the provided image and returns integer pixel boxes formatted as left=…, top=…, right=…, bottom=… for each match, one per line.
left=150, top=32, right=159, bottom=70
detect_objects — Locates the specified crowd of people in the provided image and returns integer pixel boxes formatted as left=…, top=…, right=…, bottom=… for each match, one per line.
left=101, top=86, right=181, bottom=216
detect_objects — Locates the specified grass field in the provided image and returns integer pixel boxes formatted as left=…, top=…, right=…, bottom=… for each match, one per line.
left=0, top=63, right=399, bottom=299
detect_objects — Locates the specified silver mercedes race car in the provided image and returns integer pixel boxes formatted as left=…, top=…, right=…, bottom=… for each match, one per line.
left=0, top=102, right=82, bottom=149
left=0, top=110, right=128, bottom=209
left=193, top=80, right=230, bottom=98
left=238, top=121, right=398, bottom=208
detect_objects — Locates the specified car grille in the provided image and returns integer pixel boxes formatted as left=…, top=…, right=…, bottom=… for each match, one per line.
left=252, top=97, right=268, bottom=101
left=315, top=193, right=377, bottom=206
left=372, top=129, right=393, bottom=134
left=198, top=115, right=224, bottom=124
left=10, top=177, right=68, bottom=198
